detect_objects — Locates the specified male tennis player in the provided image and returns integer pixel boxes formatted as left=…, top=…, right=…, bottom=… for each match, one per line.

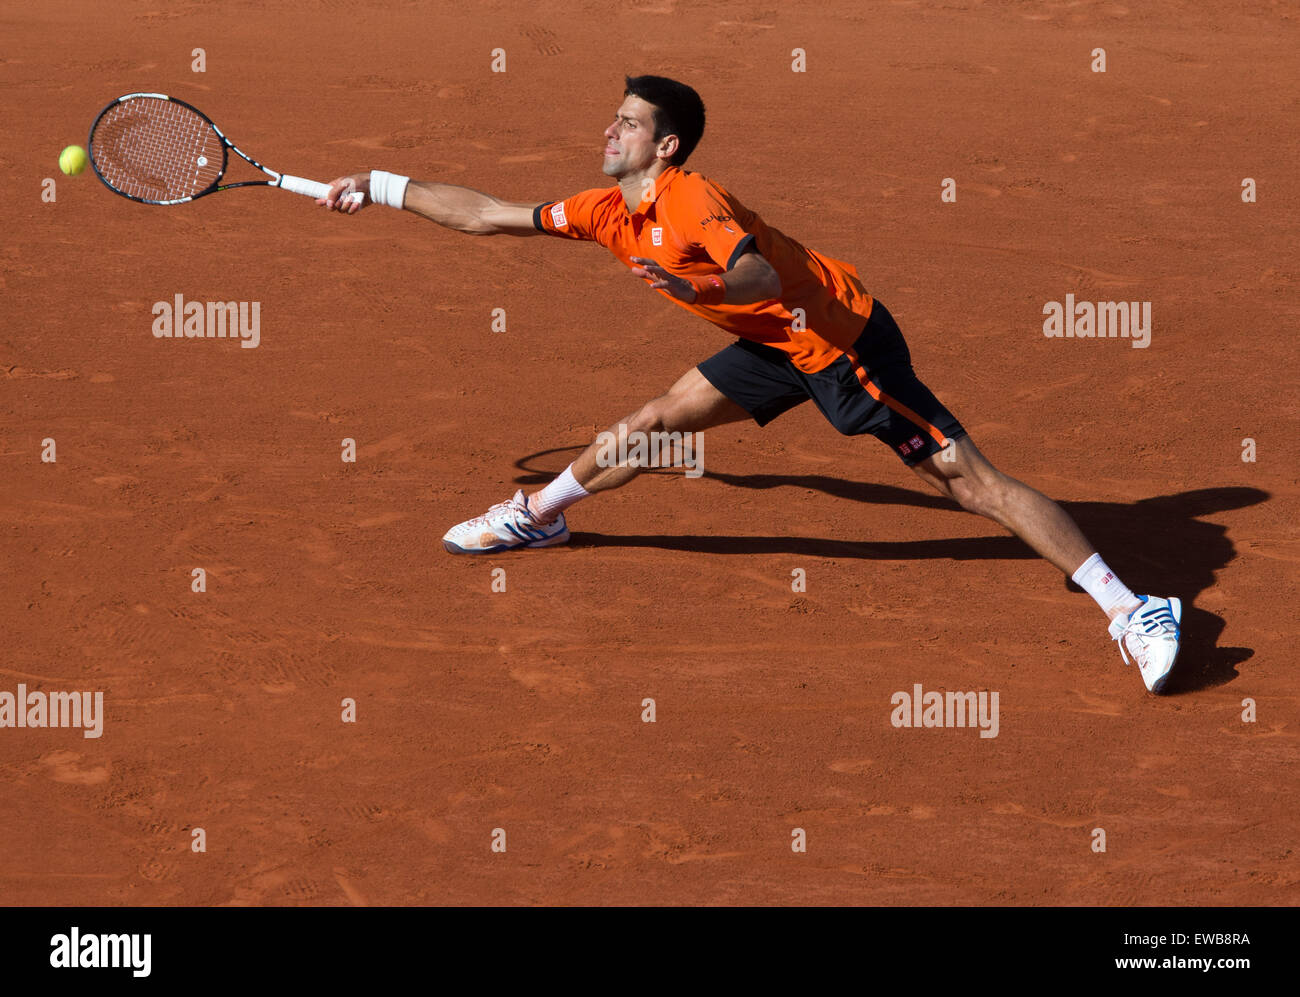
left=320, top=75, right=1182, bottom=693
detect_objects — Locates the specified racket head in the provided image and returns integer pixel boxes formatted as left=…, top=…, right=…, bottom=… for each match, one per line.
left=88, top=93, right=229, bottom=205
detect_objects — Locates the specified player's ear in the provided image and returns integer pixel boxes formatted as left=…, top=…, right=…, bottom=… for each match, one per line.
left=657, top=133, right=680, bottom=163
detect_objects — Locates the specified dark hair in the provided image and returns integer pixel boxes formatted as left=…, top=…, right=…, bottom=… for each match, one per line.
left=623, top=75, right=706, bottom=166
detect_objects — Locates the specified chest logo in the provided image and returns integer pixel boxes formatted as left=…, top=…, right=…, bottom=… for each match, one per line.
left=651, top=226, right=663, bottom=246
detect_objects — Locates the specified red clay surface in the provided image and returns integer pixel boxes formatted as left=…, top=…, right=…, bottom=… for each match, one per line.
left=2, top=1, right=1297, bottom=905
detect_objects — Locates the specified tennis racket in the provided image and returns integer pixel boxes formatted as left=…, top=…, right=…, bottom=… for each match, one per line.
left=88, top=92, right=363, bottom=206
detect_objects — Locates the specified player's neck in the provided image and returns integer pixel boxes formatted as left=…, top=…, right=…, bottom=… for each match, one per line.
left=617, top=162, right=672, bottom=213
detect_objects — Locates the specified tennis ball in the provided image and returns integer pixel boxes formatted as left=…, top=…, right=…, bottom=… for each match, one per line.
left=59, top=145, right=88, bottom=176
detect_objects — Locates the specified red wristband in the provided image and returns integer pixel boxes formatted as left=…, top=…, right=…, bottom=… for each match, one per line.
left=689, top=274, right=727, bottom=305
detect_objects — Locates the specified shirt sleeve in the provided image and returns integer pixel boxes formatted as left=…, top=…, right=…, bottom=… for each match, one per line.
left=532, top=186, right=617, bottom=245
left=677, top=176, right=756, bottom=270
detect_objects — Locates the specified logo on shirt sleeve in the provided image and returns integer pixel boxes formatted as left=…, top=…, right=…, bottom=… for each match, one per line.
left=550, top=203, right=568, bottom=229
left=651, top=226, right=663, bottom=246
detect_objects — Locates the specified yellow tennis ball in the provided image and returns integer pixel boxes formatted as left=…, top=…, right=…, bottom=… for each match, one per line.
left=59, top=145, right=88, bottom=176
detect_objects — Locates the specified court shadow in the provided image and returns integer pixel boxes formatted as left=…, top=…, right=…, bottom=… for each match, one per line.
left=512, top=450, right=1263, bottom=693
left=521, top=454, right=1262, bottom=693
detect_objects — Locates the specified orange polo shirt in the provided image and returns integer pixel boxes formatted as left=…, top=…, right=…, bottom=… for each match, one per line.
left=532, top=165, right=874, bottom=373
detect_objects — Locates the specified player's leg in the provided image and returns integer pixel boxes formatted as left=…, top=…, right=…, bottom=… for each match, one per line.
left=441, top=337, right=807, bottom=555
left=564, top=366, right=750, bottom=495
left=908, top=436, right=1098, bottom=581
left=908, top=437, right=1181, bottom=691
left=516, top=367, right=748, bottom=526
left=522, top=337, right=808, bottom=522
left=835, top=301, right=1134, bottom=615
left=826, top=299, right=1181, bottom=691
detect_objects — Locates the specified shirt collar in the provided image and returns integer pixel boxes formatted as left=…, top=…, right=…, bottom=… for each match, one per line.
left=629, top=165, right=683, bottom=219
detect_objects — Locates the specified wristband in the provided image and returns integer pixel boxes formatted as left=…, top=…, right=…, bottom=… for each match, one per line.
left=369, top=170, right=410, bottom=209
left=689, top=274, right=727, bottom=305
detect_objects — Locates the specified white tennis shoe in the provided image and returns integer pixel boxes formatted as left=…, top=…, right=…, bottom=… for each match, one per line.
left=1109, top=595, right=1182, bottom=694
left=442, top=490, right=570, bottom=554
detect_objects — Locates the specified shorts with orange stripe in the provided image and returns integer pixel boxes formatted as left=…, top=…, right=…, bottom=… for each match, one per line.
left=696, top=299, right=967, bottom=466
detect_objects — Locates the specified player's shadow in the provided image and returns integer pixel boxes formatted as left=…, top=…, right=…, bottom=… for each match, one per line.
left=513, top=449, right=1264, bottom=694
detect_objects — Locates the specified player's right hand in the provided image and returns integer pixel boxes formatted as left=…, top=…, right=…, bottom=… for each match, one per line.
left=319, top=173, right=370, bottom=213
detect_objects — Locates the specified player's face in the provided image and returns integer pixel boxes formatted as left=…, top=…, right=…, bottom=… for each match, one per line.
left=603, top=96, right=670, bottom=178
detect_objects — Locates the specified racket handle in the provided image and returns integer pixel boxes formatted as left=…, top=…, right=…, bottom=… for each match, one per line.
left=279, top=174, right=365, bottom=204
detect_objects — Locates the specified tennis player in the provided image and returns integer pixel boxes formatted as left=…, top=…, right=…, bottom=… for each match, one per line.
left=319, top=75, right=1182, bottom=693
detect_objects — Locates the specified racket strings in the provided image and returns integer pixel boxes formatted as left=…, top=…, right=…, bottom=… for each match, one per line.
left=90, top=98, right=224, bottom=202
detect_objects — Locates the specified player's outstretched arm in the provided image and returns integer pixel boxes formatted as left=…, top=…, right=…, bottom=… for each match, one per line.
left=403, top=182, right=543, bottom=236
left=318, top=172, right=542, bottom=236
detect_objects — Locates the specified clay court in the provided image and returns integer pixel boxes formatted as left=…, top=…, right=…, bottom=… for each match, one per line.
left=3, top=0, right=1296, bottom=906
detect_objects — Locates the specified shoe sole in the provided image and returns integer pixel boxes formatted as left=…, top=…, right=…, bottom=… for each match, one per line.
left=442, top=530, right=571, bottom=555
left=1147, top=596, right=1182, bottom=694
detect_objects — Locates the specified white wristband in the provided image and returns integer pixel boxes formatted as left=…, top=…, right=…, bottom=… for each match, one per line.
left=369, top=170, right=410, bottom=209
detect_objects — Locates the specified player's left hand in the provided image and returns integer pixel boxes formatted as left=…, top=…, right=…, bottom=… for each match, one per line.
left=629, top=257, right=696, bottom=303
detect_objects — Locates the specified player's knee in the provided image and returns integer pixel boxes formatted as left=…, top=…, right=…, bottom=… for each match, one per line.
left=951, top=473, right=1007, bottom=519
left=628, top=398, right=669, bottom=436
left=650, top=393, right=703, bottom=434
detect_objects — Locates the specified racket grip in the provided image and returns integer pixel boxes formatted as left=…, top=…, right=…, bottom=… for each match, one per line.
left=280, top=174, right=364, bottom=203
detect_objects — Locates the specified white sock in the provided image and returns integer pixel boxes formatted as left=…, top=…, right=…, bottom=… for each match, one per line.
left=1072, top=553, right=1140, bottom=618
left=529, top=465, right=590, bottom=523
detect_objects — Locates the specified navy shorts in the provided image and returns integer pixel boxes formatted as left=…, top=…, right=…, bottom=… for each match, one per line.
left=696, top=300, right=966, bottom=466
